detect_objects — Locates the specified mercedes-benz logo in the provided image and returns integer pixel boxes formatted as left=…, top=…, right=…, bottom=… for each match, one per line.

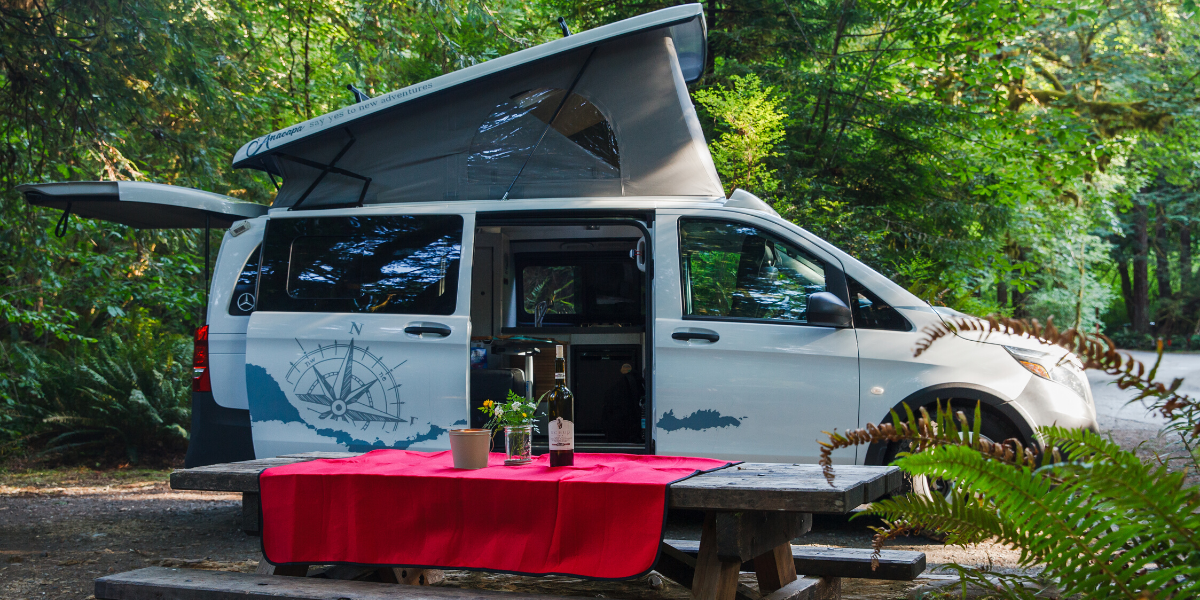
left=236, top=293, right=255, bottom=312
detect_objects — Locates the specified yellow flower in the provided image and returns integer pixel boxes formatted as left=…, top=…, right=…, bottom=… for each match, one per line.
left=483, top=400, right=493, bottom=408
left=522, top=412, right=527, bottom=418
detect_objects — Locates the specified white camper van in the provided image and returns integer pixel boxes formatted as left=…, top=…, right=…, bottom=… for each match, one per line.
left=19, top=5, right=1097, bottom=469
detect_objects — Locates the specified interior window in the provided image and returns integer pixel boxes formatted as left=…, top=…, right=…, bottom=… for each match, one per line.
left=227, top=245, right=261, bottom=316
left=256, top=215, right=462, bottom=315
left=468, top=88, right=619, bottom=183
left=522, top=265, right=580, bottom=314
left=679, top=219, right=826, bottom=323
left=515, top=252, right=641, bottom=326
left=847, top=276, right=912, bottom=331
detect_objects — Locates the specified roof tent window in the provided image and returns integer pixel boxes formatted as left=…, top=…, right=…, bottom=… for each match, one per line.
left=468, top=88, right=620, bottom=184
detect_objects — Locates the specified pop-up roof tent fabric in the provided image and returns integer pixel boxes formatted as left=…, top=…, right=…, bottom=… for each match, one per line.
left=231, top=5, right=724, bottom=208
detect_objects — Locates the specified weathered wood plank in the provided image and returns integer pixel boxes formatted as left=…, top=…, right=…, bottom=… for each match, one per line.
left=95, top=567, right=597, bottom=600
left=715, top=512, right=811, bottom=563
left=664, top=540, right=925, bottom=582
left=172, top=457, right=900, bottom=515
left=790, top=547, right=924, bottom=582
left=753, top=543, right=798, bottom=593
left=307, top=564, right=379, bottom=580
left=669, top=464, right=899, bottom=513
left=170, top=457, right=313, bottom=492
left=655, top=543, right=701, bottom=591
left=691, top=513, right=744, bottom=600
left=654, top=543, right=760, bottom=600
left=379, top=567, right=446, bottom=585
left=242, top=492, right=260, bottom=535
left=253, top=560, right=308, bottom=577
left=758, top=576, right=822, bottom=600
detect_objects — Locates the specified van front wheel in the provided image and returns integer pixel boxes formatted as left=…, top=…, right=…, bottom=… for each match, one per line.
left=878, top=407, right=1019, bottom=499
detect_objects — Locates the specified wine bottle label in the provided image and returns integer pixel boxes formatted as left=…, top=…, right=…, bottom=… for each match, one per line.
left=555, top=372, right=565, bottom=380
left=549, top=417, right=574, bottom=450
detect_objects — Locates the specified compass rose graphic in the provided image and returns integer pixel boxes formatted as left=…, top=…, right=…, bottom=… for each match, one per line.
left=284, top=339, right=408, bottom=432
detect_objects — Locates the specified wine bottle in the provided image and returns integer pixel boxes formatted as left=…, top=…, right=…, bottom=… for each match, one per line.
left=547, top=345, right=574, bottom=466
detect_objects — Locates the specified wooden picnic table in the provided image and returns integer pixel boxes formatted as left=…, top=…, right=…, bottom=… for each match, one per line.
left=136, top=452, right=908, bottom=600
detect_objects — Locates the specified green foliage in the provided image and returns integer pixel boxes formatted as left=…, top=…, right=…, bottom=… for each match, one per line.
left=0, top=0, right=555, bottom=457
left=823, top=318, right=1200, bottom=598
left=4, top=0, right=1200, bottom=459
left=871, top=426, right=1200, bottom=599
left=2, top=329, right=191, bottom=463
left=694, top=71, right=788, bottom=196
left=478, top=390, right=540, bottom=431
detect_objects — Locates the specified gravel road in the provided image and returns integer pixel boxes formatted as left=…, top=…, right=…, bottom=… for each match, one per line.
left=1088, top=349, right=1200, bottom=430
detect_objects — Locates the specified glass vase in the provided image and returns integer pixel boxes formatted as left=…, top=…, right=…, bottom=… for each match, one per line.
left=504, top=424, right=532, bottom=465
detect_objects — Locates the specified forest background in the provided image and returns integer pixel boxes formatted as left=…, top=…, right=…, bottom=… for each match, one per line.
left=1, top=0, right=1198, bottom=462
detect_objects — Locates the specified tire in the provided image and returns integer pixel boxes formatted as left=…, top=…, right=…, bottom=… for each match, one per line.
left=878, top=403, right=1020, bottom=499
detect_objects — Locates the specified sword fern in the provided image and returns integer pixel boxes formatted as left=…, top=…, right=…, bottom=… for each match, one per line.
left=820, top=317, right=1200, bottom=599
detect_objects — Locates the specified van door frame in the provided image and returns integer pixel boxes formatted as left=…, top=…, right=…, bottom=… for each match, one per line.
left=474, top=211, right=655, bottom=455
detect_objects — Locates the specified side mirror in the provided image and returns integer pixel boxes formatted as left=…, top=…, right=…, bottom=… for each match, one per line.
left=807, top=292, right=852, bottom=328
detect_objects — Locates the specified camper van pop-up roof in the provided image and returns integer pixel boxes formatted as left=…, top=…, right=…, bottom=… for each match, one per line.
left=231, top=4, right=723, bottom=209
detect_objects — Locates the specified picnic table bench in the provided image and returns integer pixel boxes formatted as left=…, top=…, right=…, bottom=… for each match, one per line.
left=97, top=452, right=922, bottom=600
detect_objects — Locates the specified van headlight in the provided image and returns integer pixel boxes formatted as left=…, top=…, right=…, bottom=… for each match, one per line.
left=1004, top=345, right=1090, bottom=401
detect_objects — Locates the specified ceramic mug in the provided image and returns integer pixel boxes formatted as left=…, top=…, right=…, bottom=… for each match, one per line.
left=448, top=429, right=492, bottom=469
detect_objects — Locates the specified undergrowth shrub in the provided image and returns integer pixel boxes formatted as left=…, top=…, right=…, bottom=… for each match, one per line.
left=0, top=332, right=191, bottom=463
left=822, top=317, right=1200, bottom=599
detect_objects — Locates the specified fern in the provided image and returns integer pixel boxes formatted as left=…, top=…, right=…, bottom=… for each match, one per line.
left=832, top=406, right=1200, bottom=598
left=15, top=332, right=192, bottom=462
left=821, top=316, right=1200, bottom=599
left=878, top=441, right=1200, bottom=598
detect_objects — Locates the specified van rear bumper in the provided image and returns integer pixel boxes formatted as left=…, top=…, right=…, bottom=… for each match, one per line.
left=184, top=392, right=255, bottom=467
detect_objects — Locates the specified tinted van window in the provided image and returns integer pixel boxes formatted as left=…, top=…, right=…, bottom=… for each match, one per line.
left=680, top=219, right=826, bottom=323
left=256, top=215, right=462, bottom=315
left=847, top=276, right=912, bottom=331
left=227, top=245, right=261, bottom=316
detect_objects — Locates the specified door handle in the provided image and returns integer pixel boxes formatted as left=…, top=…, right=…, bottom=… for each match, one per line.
left=672, top=331, right=719, bottom=343
left=405, top=324, right=452, bottom=337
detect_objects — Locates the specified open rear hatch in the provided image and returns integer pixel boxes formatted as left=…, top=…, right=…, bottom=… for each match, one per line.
left=17, top=181, right=267, bottom=230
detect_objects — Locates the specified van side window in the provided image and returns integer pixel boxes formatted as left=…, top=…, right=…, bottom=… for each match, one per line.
left=227, top=245, right=262, bottom=316
left=256, top=215, right=462, bottom=315
left=847, top=276, right=912, bottom=331
left=679, top=219, right=826, bottom=323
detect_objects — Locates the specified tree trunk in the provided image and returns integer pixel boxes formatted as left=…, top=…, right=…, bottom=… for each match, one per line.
left=1117, top=256, right=1134, bottom=323
left=1131, top=203, right=1151, bottom=333
left=997, top=278, right=1008, bottom=310
left=1011, top=249, right=1031, bottom=317
left=1181, top=222, right=1193, bottom=296
left=1154, top=205, right=1173, bottom=300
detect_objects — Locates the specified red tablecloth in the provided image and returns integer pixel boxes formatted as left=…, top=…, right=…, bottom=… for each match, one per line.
left=259, top=450, right=733, bottom=579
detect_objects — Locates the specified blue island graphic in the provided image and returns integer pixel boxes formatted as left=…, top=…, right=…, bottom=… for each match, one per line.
left=657, top=409, right=743, bottom=432
left=246, top=364, right=446, bottom=451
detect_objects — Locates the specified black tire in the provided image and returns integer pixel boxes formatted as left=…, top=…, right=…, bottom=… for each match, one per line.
left=878, top=402, right=1020, bottom=498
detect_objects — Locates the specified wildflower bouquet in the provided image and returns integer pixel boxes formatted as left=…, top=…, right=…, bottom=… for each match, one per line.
left=478, top=389, right=540, bottom=432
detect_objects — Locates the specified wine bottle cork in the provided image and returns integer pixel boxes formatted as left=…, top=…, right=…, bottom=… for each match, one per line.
left=555, top=345, right=564, bottom=358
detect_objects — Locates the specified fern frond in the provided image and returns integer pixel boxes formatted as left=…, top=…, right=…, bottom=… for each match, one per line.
left=884, top=444, right=1200, bottom=598
left=861, top=488, right=1011, bottom=546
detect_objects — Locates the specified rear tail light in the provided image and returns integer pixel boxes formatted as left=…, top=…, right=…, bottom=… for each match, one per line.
left=193, top=325, right=211, bottom=392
